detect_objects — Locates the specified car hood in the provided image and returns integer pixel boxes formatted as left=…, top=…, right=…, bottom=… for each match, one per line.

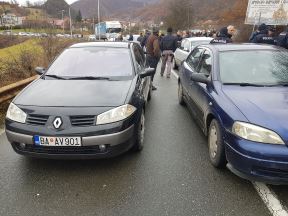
left=222, top=86, right=288, bottom=141
left=14, top=79, right=132, bottom=107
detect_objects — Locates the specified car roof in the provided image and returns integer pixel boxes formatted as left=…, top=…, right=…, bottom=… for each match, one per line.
left=70, top=42, right=136, bottom=49
left=184, top=37, right=214, bottom=42
left=200, top=43, right=283, bottom=52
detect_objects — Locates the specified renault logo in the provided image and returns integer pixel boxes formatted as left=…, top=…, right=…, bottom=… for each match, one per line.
left=53, top=117, right=62, bottom=129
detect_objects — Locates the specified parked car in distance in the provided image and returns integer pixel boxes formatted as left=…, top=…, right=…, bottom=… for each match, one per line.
left=88, top=35, right=96, bottom=41
left=5, top=42, right=154, bottom=159
left=178, top=44, right=288, bottom=184
left=174, top=37, right=213, bottom=69
left=56, top=34, right=64, bottom=38
left=18, top=32, right=28, bottom=36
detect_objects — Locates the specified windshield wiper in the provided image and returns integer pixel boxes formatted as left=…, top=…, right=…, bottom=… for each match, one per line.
left=223, top=83, right=266, bottom=87
left=45, top=75, right=67, bottom=80
left=68, top=76, right=111, bottom=80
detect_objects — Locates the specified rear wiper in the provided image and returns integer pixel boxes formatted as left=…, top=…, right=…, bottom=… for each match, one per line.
left=45, top=75, right=67, bottom=80
left=68, top=76, right=111, bottom=80
left=223, top=83, right=265, bottom=87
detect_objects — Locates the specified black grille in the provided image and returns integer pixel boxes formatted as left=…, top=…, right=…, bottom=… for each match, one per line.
left=70, top=116, right=95, bottom=127
left=16, top=144, right=108, bottom=155
left=26, top=114, right=49, bottom=126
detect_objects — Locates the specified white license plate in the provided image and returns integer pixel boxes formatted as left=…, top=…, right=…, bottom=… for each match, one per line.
left=34, top=136, right=82, bottom=147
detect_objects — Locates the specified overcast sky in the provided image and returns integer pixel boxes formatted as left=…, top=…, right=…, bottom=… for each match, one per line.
left=3, top=0, right=79, bottom=5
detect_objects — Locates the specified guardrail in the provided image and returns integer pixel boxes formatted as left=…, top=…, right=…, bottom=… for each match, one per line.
left=0, top=75, right=38, bottom=105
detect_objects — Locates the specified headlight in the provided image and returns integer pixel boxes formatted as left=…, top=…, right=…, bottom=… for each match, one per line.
left=96, top=104, right=136, bottom=125
left=232, top=122, right=284, bottom=145
left=6, top=103, right=27, bottom=123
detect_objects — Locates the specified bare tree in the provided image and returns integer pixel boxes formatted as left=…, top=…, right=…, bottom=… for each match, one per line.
left=164, top=0, right=194, bottom=31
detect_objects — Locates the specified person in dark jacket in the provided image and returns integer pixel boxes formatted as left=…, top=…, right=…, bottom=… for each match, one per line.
left=159, top=33, right=165, bottom=44
left=128, top=34, right=134, bottom=41
left=249, top=23, right=267, bottom=42
left=160, top=27, right=178, bottom=78
left=137, top=32, right=144, bottom=43
left=277, top=26, right=288, bottom=49
left=176, top=30, right=183, bottom=48
left=141, top=30, right=151, bottom=49
left=252, top=25, right=276, bottom=45
left=210, top=25, right=236, bottom=44
left=146, top=28, right=161, bottom=90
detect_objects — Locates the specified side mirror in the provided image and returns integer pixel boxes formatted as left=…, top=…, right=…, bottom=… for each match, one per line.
left=190, top=73, right=210, bottom=84
left=140, top=68, right=155, bottom=78
left=35, top=67, right=45, bottom=75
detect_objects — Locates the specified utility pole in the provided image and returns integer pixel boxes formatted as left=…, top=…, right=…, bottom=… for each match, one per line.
left=187, top=8, right=190, bottom=29
left=98, top=0, right=100, bottom=40
left=61, top=10, right=65, bottom=34
left=69, top=6, right=72, bottom=37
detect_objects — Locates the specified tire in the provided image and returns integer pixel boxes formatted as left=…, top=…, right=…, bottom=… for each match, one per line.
left=147, top=85, right=152, bottom=101
left=132, top=110, right=145, bottom=152
left=147, top=91, right=151, bottom=101
left=208, top=119, right=226, bottom=168
left=178, top=82, right=185, bottom=106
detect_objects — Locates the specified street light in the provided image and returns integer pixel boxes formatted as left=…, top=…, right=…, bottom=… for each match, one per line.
left=61, top=10, right=65, bottom=34
left=69, top=6, right=73, bottom=37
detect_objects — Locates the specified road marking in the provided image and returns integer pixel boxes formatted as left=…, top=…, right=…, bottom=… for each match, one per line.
left=253, top=182, right=288, bottom=216
left=171, top=69, right=179, bottom=79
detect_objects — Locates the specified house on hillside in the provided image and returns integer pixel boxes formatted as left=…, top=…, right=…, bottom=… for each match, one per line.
left=0, top=13, right=23, bottom=27
left=48, top=17, right=70, bottom=29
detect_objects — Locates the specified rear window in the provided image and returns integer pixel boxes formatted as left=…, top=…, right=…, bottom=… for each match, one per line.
left=46, top=47, right=133, bottom=78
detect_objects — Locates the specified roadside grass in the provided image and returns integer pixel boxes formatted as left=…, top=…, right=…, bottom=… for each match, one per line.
left=0, top=39, right=43, bottom=61
left=0, top=102, right=9, bottom=130
left=1, top=28, right=65, bottom=34
left=0, top=37, right=78, bottom=87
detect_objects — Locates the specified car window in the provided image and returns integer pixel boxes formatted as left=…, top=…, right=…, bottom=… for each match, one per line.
left=46, top=47, right=133, bottom=78
left=198, top=50, right=212, bottom=76
left=186, top=48, right=204, bottom=71
left=190, top=40, right=212, bottom=51
left=133, top=44, right=145, bottom=72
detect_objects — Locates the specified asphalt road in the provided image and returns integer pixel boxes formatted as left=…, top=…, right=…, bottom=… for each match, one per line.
left=0, top=72, right=279, bottom=216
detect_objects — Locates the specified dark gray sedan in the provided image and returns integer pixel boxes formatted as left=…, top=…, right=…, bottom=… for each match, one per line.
left=5, top=42, right=154, bottom=159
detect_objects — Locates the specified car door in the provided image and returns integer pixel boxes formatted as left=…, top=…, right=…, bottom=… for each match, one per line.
left=175, top=39, right=190, bottom=65
left=189, top=49, right=214, bottom=129
left=132, top=44, right=150, bottom=101
left=182, top=47, right=204, bottom=116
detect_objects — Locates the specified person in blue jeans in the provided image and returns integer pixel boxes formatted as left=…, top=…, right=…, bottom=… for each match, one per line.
left=160, top=27, right=178, bottom=78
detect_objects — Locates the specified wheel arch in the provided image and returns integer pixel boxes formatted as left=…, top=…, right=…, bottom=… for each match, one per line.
left=205, top=111, right=225, bottom=137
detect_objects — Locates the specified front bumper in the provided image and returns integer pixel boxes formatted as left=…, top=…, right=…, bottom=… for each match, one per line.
left=225, top=133, right=288, bottom=185
left=5, top=125, right=135, bottom=159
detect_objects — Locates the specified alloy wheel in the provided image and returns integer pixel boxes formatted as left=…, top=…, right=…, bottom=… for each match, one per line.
left=209, top=125, right=218, bottom=159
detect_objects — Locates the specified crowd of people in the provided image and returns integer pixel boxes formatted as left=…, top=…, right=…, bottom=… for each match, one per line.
left=133, top=23, right=288, bottom=90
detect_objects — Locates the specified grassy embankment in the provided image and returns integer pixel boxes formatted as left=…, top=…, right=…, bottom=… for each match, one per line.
left=0, top=39, right=43, bottom=128
left=0, top=39, right=42, bottom=60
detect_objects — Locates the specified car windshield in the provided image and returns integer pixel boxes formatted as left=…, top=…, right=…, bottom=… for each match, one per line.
left=219, top=50, right=288, bottom=85
left=45, top=47, right=133, bottom=79
left=107, top=28, right=121, bottom=33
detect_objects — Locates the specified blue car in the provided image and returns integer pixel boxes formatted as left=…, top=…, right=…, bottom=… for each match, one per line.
left=178, top=44, right=288, bottom=184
